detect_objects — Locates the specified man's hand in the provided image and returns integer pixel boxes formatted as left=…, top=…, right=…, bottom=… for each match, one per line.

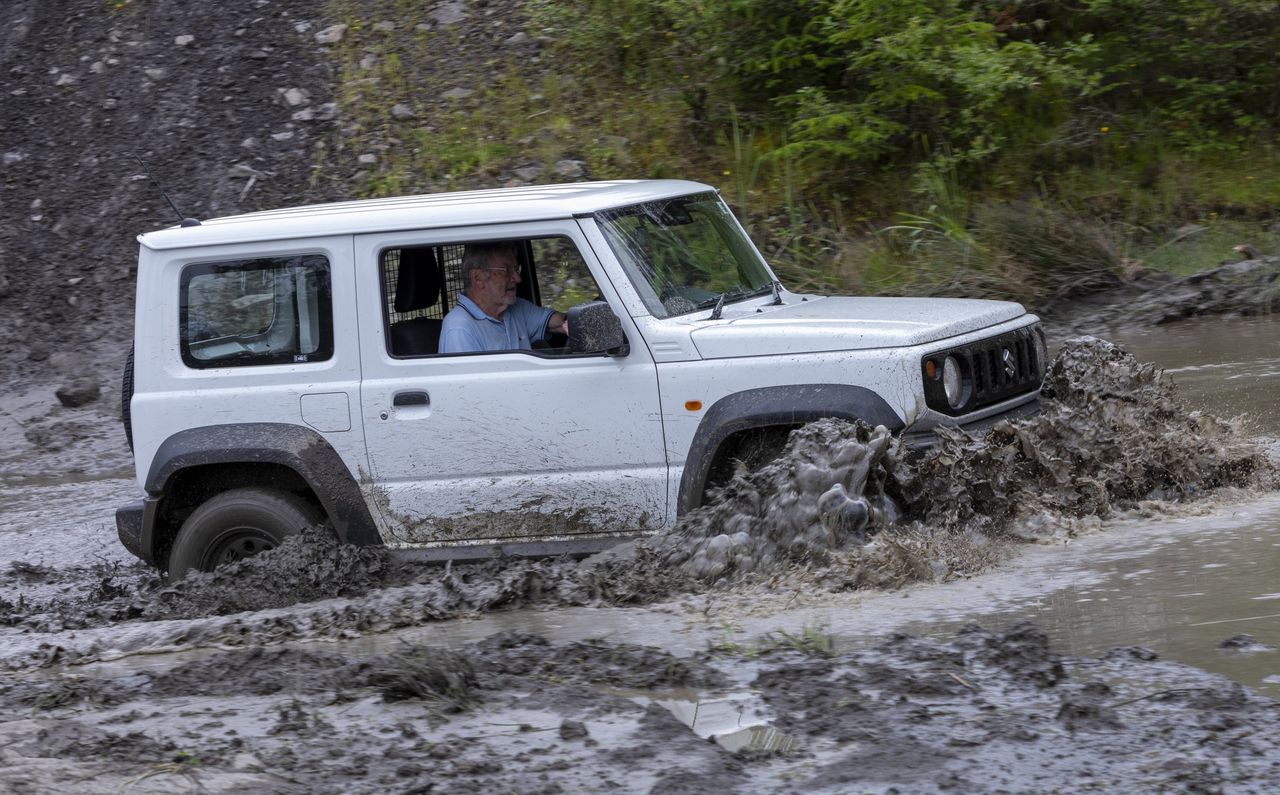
left=551, top=311, right=570, bottom=336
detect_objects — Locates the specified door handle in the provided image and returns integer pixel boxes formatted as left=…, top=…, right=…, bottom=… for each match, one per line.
left=393, top=390, right=430, bottom=407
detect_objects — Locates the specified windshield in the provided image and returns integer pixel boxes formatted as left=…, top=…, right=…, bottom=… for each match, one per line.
left=595, top=192, right=773, bottom=318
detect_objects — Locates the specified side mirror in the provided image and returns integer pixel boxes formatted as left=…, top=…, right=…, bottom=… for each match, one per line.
left=567, top=300, right=628, bottom=356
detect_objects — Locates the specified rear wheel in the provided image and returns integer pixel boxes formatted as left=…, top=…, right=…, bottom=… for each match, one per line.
left=167, top=487, right=322, bottom=579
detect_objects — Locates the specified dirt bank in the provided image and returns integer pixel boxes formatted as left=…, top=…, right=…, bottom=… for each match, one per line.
left=1055, top=257, right=1280, bottom=335
left=0, top=0, right=353, bottom=386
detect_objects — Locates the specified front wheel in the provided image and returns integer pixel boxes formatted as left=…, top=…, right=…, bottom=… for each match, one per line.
left=168, top=488, right=322, bottom=580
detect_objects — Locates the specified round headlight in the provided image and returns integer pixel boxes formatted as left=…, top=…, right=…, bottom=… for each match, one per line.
left=942, top=355, right=963, bottom=408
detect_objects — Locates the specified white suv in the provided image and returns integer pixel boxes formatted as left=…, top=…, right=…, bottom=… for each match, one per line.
left=116, top=180, right=1046, bottom=576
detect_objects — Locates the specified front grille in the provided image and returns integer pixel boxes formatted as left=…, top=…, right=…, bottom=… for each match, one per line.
left=922, top=324, right=1044, bottom=416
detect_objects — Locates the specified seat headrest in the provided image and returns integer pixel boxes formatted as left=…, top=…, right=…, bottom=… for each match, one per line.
left=393, top=247, right=443, bottom=313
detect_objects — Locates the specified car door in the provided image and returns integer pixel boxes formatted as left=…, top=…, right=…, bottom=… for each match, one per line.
left=354, top=220, right=669, bottom=547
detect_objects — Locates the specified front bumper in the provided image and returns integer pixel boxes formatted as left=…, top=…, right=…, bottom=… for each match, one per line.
left=116, top=497, right=160, bottom=565
left=902, top=395, right=1042, bottom=451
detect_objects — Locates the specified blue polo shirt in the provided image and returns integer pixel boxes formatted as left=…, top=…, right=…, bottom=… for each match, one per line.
left=439, top=294, right=555, bottom=353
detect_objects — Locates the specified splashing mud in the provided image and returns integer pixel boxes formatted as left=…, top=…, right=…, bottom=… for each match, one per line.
left=898, top=336, right=1276, bottom=537
left=2, top=338, right=1274, bottom=656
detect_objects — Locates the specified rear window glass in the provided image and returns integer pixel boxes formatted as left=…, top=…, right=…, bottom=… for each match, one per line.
left=180, top=255, right=333, bottom=368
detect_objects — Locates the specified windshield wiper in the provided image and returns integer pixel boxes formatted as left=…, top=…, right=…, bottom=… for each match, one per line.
left=696, top=288, right=754, bottom=319
left=707, top=292, right=726, bottom=320
left=743, top=280, right=784, bottom=305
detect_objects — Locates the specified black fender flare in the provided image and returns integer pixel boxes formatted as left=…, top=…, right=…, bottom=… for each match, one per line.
left=144, top=423, right=382, bottom=552
left=676, top=384, right=904, bottom=514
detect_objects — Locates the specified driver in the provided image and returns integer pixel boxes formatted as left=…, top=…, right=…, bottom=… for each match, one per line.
left=439, top=241, right=569, bottom=353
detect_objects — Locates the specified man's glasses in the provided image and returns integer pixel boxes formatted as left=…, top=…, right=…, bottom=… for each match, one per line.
left=480, top=266, right=522, bottom=277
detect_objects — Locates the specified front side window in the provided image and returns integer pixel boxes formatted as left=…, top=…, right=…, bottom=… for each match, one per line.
left=180, top=254, right=332, bottom=368
left=381, top=236, right=604, bottom=357
left=595, top=192, right=773, bottom=318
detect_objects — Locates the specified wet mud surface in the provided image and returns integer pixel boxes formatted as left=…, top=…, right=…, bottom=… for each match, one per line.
left=1, top=335, right=1277, bottom=790
left=3, top=624, right=1279, bottom=793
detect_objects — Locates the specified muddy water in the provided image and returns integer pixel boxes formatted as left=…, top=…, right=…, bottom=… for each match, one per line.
left=1107, top=315, right=1280, bottom=435
left=973, top=315, right=1280, bottom=693
left=877, top=495, right=1280, bottom=697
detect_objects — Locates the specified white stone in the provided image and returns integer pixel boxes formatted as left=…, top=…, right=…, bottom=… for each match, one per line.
left=554, top=159, right=585, bottom=178
left=357, top=153, right=378, bottom=165
left=442, top=87, right=474, bottom=101
left=280, top=88, right=310, bottom=107
left=314, top=24, right=348, bottom=44
left=54, top=73, right=78, bottom=86
left=174, top=35, right=195, bottom=46
left=428, top=1, right=467, bottom=26
left=373, top=21, right=396, bottom=33
left=271, top=131, right=295, bottom=142
left=227, top=163, right=264, bottom=179
left=390, top=103, right=415, bottom=120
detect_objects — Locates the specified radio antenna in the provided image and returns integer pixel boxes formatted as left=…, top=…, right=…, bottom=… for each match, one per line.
left=134, top=155, right=201, bottom=227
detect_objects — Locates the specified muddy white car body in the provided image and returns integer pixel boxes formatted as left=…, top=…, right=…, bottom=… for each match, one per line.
left=117, top=180, right=1046, bottom=575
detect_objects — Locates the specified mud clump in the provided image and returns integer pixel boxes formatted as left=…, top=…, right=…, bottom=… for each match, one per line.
left=471, top=631, right=727, bottom=690
left=371, top=647, right=479, bottom=713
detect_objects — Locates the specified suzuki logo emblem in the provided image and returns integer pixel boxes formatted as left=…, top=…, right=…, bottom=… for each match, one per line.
left=1001, top=348, right=1016, bottom=378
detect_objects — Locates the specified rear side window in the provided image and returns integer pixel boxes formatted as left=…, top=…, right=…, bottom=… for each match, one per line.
left=180, top=254, right=333, bottom=368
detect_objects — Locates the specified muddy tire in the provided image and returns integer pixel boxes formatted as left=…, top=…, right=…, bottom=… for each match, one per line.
left=168, top=487, right=321, bottom=579
left=121, top=346, right=134, bottom=452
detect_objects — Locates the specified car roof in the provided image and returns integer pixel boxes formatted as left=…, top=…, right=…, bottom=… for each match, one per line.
left=137, top=179, right=716, bottom=251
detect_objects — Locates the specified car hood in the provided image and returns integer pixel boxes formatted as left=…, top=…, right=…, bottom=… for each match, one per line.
left=687, top=295, right=1028, bottom=359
